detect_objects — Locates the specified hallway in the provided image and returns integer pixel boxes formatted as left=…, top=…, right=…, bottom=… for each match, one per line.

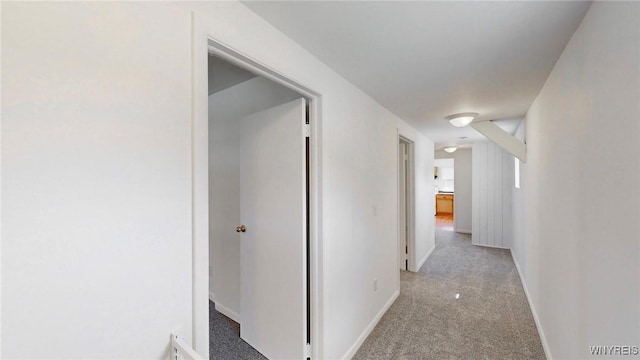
left=354, top=227, right=545, bottom=359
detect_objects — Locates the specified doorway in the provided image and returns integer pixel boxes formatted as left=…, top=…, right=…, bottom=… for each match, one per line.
left=398, top=137, right=414, bottom=271
left=207, top=52, right=314, bottom=359
left=434, top=158, right=455, bottom=231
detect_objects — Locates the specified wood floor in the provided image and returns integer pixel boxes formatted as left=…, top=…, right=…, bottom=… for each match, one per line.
left=435, top=214, right=454, bottom=231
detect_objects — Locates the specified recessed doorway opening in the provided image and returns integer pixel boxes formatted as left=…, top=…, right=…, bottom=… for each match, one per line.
left=398, top=136, right=415, bottom=272
left=434, top=158, right=455, bottom=231
left=199, top=35, right=322, bottom=359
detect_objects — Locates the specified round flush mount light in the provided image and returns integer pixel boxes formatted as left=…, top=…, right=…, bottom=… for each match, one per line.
left=443, top=146, right=458, bottom=153
left=446, top=112, right=478, bottom=127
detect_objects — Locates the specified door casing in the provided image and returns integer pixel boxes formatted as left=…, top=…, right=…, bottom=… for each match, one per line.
left=398, top=134, right=415, bottom=273
left=399, top=141, right=408, bottom=271
left=192, top=12, right=323, bottom=359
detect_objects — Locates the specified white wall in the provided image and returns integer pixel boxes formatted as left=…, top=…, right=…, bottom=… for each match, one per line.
left=398, top=121, right=435, bottom=272
left=435, top=149, right=473, bottom=233
left=512, top=2, right=640, bottom=358
left=472, top=141, right=513, bottom=249
left=196, top=5, right=431, bottom=357
left=208, top=76, right=301, bottom=320
left=434, top=158, right=454, bottom=192
left=511, top=120, right=526, bottom=272
left=2, top=3, right=193, bottom=358
left=453, top=150, right=472, bottom=234
left=2, top=1, right=430, bottom=358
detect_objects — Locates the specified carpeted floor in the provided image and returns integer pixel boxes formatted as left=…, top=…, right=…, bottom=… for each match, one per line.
left=209, top=301, right=267, bottom=360
left=353, top=228, right=546, bottom=359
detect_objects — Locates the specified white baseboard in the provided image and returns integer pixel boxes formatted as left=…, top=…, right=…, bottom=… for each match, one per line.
left=511, top=251, right=552, bottom=360
left=209, top=291, right=240, bottom=323
left=472, top=242, right=510, bottom=250
left=215, top=302, right=241, bottom=323
left=341, top=289, right=400, bottom=360
left=455, top=229, right=472, bottom=234
left=415, top=244, right=436, bottom=271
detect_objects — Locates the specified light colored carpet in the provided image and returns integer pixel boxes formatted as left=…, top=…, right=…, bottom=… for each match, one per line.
left=353, top=229, right=546, bottom=359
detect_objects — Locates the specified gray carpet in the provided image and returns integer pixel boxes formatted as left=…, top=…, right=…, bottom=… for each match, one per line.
left=353, top=229, right=546, bottom=359
left=209, top=301, right=267, bottom=360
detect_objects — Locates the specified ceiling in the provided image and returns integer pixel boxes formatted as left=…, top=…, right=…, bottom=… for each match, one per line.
left=208, top=55, right=257, bottom=95
left=242, top=1, right=591, bottom=149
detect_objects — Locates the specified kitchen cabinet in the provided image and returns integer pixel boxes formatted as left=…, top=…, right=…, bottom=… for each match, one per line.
left=436, top=194, right=454, bottom=215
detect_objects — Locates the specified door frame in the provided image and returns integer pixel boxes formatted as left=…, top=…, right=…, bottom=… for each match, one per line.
left=191, top=13, right=323, bottom=359
left=398, top=134, right=415, bottom=272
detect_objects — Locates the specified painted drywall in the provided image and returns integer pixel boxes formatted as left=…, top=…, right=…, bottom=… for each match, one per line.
left=472, top=141, right=513, bottom=249
left=511, top=2, right=640, bottom=358
left=397, top=121, right=435, bottom=272
left=434, top=158, right=454, bottom=192
left=208, top=76, right=301, bottom=320
left=452, top=150, right=472, bottom=234
left=2, top=2, right=195, bottom=358
left=2, top=1, right=430, bottom=358
left=435, top=149, right=473, bottom=233
left=511, top=120, right=526, bottom=274
left=195, top=4, right=428, bottom=357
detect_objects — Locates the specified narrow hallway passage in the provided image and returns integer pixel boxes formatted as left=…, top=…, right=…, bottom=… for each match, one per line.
left=354, top=223, right=545, bottom=359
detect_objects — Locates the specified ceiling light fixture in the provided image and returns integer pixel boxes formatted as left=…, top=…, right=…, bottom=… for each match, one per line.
left=446, top=112, right=478, bottom=127
left=443, top=146, right=458, bottom=153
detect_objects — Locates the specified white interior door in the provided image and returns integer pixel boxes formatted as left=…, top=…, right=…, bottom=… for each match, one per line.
left=239, top=98, right=307, bottom=360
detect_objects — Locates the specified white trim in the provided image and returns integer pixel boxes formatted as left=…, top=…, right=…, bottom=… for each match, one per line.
left=191, top=13, right=210, bottom=356
left=406, top=139, right=415, bottom=272
left=416, top=244, right=436, bottom=271
left=511, top=251, right=552, bottom=360
left=455, top=229, right=472, bottom=234
left=192, top=12, right=324, bottom=359
left=397, top=132, right=416, bottom=273
left=172, top=333, right=205, bottom=360
left=208, top=292, right=241, bottom=329
left=470, top=120, right=527, bottom=163
left=341, top=290, right=400, bottom=360
left=472, top=243, right=510, bottom=250
left=215, top=302, right=241, bottom=324
left=206, top=43, right=317, bottom=100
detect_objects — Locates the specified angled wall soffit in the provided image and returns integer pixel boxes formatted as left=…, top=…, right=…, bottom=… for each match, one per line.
left=471, top=121, right=527, bottom=163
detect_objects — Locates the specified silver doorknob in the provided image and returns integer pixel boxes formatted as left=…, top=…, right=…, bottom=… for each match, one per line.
left=236, top=225, right=246, bottom=233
